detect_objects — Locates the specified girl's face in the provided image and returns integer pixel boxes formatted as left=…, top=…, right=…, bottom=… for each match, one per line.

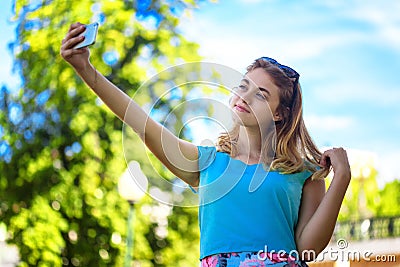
left=230, top=68, right=281, bottom=129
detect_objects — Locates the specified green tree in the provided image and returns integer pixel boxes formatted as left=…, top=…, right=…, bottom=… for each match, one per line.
left=337, top=165, right=380, bottom=221
left=332, top=163, right=400, bottom=241
left=336, top=164, right=400, bottom=222
left=0, top=0, right=209, bottom=266
left=375, top=179, right=400, bottom=216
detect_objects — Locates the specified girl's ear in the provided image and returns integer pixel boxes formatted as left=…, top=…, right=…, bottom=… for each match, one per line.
left=273, top=112, right=282, bottom=122
left=274, top=107, right=290, bottom=122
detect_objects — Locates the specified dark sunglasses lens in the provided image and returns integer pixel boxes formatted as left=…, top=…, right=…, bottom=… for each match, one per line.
left=260, top=57, right=277, bottom=64
left=280, top=66, right=298, bottom=78
left=259, top=57, right=298, bottom=79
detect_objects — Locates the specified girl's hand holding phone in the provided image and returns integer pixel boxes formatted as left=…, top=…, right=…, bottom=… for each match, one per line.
left=60, top=22, right=93, bottom=71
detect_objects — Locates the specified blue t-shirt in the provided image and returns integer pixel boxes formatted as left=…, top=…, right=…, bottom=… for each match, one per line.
left=194, top=145, right=312, bottom=260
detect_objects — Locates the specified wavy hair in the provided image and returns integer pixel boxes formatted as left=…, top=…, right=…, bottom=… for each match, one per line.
left=216, top=58, right=329, bottom=180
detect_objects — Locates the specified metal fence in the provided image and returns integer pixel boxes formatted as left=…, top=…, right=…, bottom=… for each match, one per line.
left=332, top=216, right=400, bottom=241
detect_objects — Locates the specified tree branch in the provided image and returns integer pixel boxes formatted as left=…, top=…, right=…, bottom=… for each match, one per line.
left=105, top=34, right=147, bottom=82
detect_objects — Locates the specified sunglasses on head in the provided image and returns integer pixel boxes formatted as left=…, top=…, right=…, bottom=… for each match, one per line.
left=258, top=57, right=300, bottom=106
left=258, top=57, right=300, bottom=83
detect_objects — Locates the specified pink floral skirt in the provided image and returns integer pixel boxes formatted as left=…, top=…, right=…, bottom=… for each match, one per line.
left=201, top=251, right=309, bottom=267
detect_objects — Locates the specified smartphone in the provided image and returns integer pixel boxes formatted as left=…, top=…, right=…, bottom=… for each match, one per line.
left=73, top=22, right=99, bottom=49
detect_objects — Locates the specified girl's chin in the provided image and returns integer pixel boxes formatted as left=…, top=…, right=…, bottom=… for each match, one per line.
left=231, top=123, right=277, bottom=133
left=230, top=112, right=273, bottom=125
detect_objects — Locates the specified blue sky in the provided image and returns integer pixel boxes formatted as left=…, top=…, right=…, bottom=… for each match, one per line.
left=0, top=1, right=19, bottom=92
left=177, top=0, right=400, bottom=185
left=1, top=0, right=399, bottom=185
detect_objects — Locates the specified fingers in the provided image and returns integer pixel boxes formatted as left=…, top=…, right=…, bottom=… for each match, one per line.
left=320, top=147, right=349, bottom=168
left=60, top=23, right=87, bottom=59
left=322, top=147, right=351, bottom=180
left=320, top=148, right=333, bottom=168
left=60, top=35, right=85, bottom=58
left=62, top=34, right=84, bottom=50
left=68, top=24, right=86, bottom=41
left=319, top=151, right=331, bottom=168
left=63, top=23, right=85, bottom=44
left=69, top=22, right=85, bottom=31
left=60, top=46, right=87, bottom=59
left=62, top=24, right=86, bottom=47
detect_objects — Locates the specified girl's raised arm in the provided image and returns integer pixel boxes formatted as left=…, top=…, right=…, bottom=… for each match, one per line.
left=295, top=147, right=351, bottom=260
left=60, top=22, right=200, bottom=187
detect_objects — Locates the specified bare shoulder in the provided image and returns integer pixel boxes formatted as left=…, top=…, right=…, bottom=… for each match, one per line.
left=302, top=177, right=326, bottom=203
left=295, top=177, right=326, bottom=238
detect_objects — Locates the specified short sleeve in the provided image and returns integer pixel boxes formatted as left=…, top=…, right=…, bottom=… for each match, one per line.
left=301, top=169, right=314, bottom=183
left=197, top=145, right=217, bottom=171
left=189, top=145, right=217, bottom=194
left=303, top=160, right=321, bottom=181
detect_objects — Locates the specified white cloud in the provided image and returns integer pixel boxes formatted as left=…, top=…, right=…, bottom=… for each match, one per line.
left=312, top=82, right=400, bottom=106
left=178, top=4, right=372, bottom=71
left=180, top=0, right=400, bottom=78
left=177, top=1, right=400, bottom=187
left=345, top=144, right=400, bottom=187
left=304, top=114, right=354, bottom=131
left=317, top=0, right=400, bottom=52
left=0, top=60, right=19, bottom=91
left=320, top=147, right=400, bottom=187
left=237, top=0, right=265, bottom=4
left=375, top=151, right=400, bottom=185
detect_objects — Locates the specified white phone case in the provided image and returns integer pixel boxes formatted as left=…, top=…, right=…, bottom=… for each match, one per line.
left=73, top=22, right=99, bottom=49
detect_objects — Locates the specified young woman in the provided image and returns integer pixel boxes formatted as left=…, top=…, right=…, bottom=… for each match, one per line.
left=61, top=23, right=351, bottom=267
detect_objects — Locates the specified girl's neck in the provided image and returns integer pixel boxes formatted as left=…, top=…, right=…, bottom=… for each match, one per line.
left=235, top=126, right=262, bottom=161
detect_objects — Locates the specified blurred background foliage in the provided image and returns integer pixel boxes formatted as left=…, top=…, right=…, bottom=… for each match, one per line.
left=0, top=0, right=208, bottom=266
left=331, top=165, right=400, bottom=222
left=1, top=0, right=400, bottom=266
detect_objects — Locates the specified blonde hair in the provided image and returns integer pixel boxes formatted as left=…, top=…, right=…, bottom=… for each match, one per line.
left=216, top=59, right=329, bottom=180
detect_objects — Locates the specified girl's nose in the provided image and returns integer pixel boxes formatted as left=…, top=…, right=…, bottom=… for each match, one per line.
left=240, top=91, right=252, bottom=104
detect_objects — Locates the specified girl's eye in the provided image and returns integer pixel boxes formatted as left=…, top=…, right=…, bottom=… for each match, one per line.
left=233, top=85, right=247, bottom=92
left=256, top=92, right=267, bottom=100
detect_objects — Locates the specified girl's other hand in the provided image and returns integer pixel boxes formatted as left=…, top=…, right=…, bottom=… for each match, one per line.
left=60, top=22, right=91, bottom=71
left=320, top=147, right=351, bottom=181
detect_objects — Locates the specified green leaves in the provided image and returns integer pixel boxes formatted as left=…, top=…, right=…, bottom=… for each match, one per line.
left=1, top=0, right=208, bottom=266
left=9, top=196, right=68, bottom=266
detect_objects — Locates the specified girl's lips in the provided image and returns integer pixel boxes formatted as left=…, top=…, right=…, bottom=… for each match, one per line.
left=234, top=105, right=250, bottom=113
